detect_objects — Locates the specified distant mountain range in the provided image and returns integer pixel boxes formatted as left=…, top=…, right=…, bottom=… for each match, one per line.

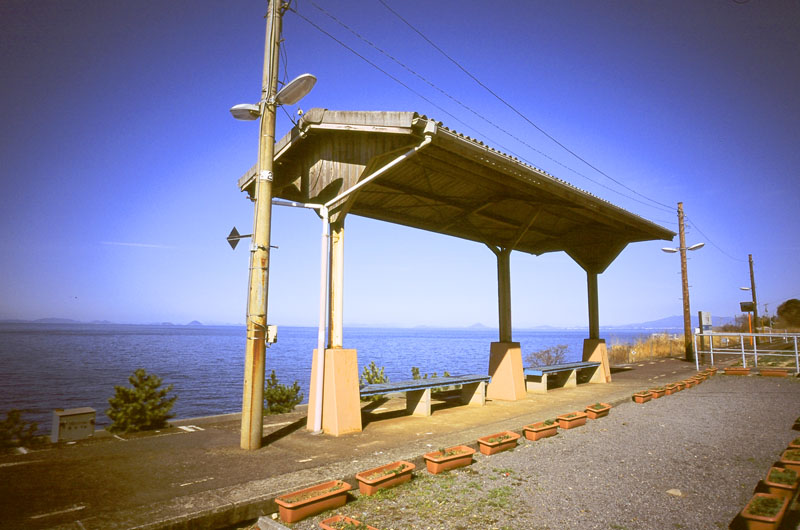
left=1, top=316, right=733, bottom=330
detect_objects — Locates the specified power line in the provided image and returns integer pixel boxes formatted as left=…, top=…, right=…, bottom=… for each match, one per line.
left=685, top=216, right=748, bottom=262
left=296, top=2, right=675, bottom=215
left=377, top=0, right=676, bottom=213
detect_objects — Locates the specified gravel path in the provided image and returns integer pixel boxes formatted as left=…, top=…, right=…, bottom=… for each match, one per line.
left=285, top=375, right=800, bottom=530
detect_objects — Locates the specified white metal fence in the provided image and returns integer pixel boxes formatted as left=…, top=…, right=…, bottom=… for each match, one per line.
left=693, top=331, right=800, bottom=371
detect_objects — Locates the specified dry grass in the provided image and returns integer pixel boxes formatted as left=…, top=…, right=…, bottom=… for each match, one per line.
left=608, top=333, right=684, bottom=364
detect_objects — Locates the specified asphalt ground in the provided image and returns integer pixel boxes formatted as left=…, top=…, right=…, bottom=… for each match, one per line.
left=0, top=357, right=791, bottom=530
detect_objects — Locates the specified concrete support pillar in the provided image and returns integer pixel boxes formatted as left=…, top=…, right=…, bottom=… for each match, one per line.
left=307, top=348, right=362, bottom=435
left=328, top=220, right=345, bottom=348
left=496, top=248, right=512, bottom=342
left=486, top=342, right=527, bottom=400
left=587, top=272, right=600, bottom=340
left=583, top=339, right=611, bottom=383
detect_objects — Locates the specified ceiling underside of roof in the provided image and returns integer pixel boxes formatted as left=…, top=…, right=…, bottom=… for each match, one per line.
left=238, top=109, right=675, bottom=273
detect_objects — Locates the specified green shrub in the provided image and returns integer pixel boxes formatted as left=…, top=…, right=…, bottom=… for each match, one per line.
left=411, top=366, right=451, bottom=392
left=106, top=368, right=177, bottom=433
left=360, top=361, right=388, bottom=401
left=0, top=410, right=40, bottom=451
left=525, top=344, right=568, bottom=367
left=264, top=370, right=303, bottom=414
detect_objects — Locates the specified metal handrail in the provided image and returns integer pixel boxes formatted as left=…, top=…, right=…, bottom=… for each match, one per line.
left=693, top=331, right=799, bottom=371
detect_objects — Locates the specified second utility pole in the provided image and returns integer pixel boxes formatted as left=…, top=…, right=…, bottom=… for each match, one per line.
left=677, top=202, right=693, bottom=361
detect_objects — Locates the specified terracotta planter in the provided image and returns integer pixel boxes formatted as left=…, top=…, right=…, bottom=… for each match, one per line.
left=789, top=437, right=800, bottom=449
left=319, top=515, right=379, bottom=530
left=632, top=392, right=651, bottom=404
left=275, top=480, right=351, bottom=523
left=523, top=421, right=558, bottom=441
left=739, top=492, right=789, bottom=530
left=763, top=467, right=799, bottom=500
left=682, top=379, right=695, bottom=388
left=355, top=460, right=415, bottom=495
left=556, top=411, right=587, bottom=429
left=759, top=367, right=789, bottom=377
left=665, top=384, right=678, bottom=395
left=649, top=388, right=666, bottom=399
left=423, top=445, right=475, bottom=474
left=779, top=449, right=800, bottom=472
left=725, top=366, right=751, bottom=376
left=675, top=381, right=685, bottom=391
left=477, top=431, right=520, bottom=455
left=585, top=403, right=611, bottom=419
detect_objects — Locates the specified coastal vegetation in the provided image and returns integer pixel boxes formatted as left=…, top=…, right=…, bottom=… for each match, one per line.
left=106, top=368, right=177, bottom=433
left=263, top=370, right=303, bottom=414
left=608, top=334, right=683, bottom=363
left=0, top=409, right=41, bottom=452
left=525, top=344, right=567, bottom=367
left=359, top=361, right=388, bottom=401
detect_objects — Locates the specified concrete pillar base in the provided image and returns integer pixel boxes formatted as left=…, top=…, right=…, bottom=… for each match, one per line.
left=486, top=342, right=527, bottom=401
left=306, top=348, right=362, bottom=436
left=583, top=339, right=611, bottom=383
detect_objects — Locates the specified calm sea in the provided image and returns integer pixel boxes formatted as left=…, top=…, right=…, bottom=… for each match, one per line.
left=0, top=323, right=652, bottom=431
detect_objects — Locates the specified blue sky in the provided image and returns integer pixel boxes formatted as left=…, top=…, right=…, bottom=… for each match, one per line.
left=1, top=0, right=798, bottom=329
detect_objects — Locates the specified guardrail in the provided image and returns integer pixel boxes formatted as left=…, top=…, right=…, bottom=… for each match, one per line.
left=693, top=331, right=799, bottom=371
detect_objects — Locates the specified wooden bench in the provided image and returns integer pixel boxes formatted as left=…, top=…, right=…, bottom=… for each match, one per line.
left=359, top=374, right=490, bottom=417
left=523, top=361, right=601, bottom=394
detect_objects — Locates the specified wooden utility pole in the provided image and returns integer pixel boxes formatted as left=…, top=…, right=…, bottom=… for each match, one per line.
left=241, top=0, right=283, bottom=451
left=677, top=202, right=694, bottom=361
left=748, top=254, right=759, bottom=333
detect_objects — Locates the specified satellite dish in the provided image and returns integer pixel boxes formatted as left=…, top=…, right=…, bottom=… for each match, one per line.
left=275, top=73, right=316, bottom=105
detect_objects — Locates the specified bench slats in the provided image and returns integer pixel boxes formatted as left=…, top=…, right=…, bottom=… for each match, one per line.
left=524, top=361, right=600, bottom=377
left=359, top=374, right=490, bottom=397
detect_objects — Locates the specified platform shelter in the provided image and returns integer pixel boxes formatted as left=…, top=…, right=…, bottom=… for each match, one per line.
left=237, top=109, right=675, bottom=435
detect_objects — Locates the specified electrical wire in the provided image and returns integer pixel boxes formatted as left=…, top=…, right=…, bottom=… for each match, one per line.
left=295, top=2, right=675, bottom=214
left=685, top=216, right=748, bottom=262
left=376, top=0, right=676, bottom=214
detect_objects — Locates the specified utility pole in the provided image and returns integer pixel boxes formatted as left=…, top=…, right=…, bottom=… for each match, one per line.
left=241, top=0, right=283, bottom=451
left=677, top=202, right=693, bottom=361
left=748, top=254, right=759, bottom=334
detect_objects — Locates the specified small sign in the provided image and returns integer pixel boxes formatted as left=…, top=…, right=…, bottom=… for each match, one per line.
left=740, top=301, right=755, bottom=312
left=698, top=311, right=712, bottom=332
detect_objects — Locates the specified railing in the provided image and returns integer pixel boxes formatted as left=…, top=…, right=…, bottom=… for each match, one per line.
left=693, top=331, right=800, bottom=371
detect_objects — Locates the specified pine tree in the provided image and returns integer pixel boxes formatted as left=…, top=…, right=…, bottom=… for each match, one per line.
left=106, top=368, right=177, bottom=433
left=263, top=370, right=303, bottom=414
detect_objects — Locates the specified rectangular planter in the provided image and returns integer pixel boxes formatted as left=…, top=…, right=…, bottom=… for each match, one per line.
left=585, top=403, right=611, bottom=419
left=275, top=480, right=351, bottom=523
left=682, top=379, right=695, bottom=388
left=725, top=366, right=751, bottom=376
left=779, top=449, right=800, bottom=472
left=739, top=492, right=789, bottom=530
left=523, top=421, right=558, bottom=441
left=665, top=384, right=679, bottom=395
left=675, top=382, right=685, bottom=391
left=423, top=445, right=475, bottom=474
left=789, top=437, right=800, bottom=449
left=477, top=431, right=520, bottom=455
left=355, top=460, right=415, bottom=495
left=632, top=392, right=651, bottom=404
left=319, top=515, right=379, bottom=530
left=649, top=388, right=666, bottom=399
left=763, top=467, right=799, bottom=500
left=557, top=411, right=587, bottom=429
left=759, top=367, right=789, bottom=377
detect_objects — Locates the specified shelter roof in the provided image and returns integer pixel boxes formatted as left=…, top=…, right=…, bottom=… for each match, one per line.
left=238, top=109, right=675, bottom=273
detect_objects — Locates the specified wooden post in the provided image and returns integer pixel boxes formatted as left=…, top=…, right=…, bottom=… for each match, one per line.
left=587, top=272, right=599, bottom=340
left=328, top=220, right=345, bottom=348
left=496, top=248, right=512, bottom=342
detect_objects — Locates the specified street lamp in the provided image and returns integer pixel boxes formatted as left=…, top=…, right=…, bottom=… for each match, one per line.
left=662, top=202, right=704, bottom=362
left=230, top=2, right=315, bottom=451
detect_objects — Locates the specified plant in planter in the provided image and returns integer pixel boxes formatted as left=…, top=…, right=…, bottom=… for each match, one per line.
left=779, top=449, right=800, bottom=472
left=355, top=460, right=415, bottom=495
left=763, top=467, right=799, bottom=499
left=274, top=480, right=351, bottom=523
left=585, top=403, right=611, bottom=419
left=665, top=383, right=679, bottom=396
left=649, top=387, right=666, bottom=399
left=423, top=445, right=475, bottom=474
left=319, top=514, right=379, bottom=530
left=632, top=391, right=651, bottom=404
left=523, top=419, right=558, bottom=441
left=477, top=431, right=520, bottom=455
left=724, top=365, right=750, bottom=375
left=556, top=411, right=587, bottom=429
left=675, top=381, right=685, bottom=391
left=682, top=379, right=695, bottom=389
left=789, top=437, right=800, bottom=449
left=739, top=492, right=789, bottom=530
